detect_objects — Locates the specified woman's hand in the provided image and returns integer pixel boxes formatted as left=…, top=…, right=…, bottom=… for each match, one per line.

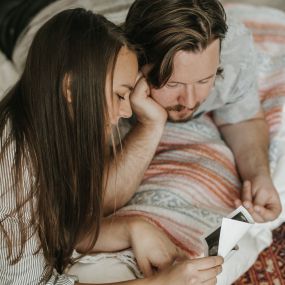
left=76, top=216, right=223, bottom=285
left=130, top=74, right=167, bottom=127
left=149, top=256, right=224, bottom=285
left=127, top=217, right=186, bottom=277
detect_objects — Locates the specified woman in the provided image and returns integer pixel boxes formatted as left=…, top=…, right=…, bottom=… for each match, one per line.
left=0, top=8, right=223, bottom=285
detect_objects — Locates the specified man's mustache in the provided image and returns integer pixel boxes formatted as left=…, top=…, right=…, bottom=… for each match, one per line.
left=165, top=102, right=200, bottom=112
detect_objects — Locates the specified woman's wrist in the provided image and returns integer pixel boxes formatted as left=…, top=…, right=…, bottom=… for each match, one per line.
left=76, top=216, right=133, bottom=253
left=125, top=216, right=150, bottom=239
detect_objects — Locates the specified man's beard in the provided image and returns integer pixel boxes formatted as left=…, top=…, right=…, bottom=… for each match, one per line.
left=166, top=102, right=200, bottom=122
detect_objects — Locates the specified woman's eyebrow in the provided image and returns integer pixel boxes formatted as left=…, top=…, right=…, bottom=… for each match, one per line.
left=121, top=84, right=134, bottom=91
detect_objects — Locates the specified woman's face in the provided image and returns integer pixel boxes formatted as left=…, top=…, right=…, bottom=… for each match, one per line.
left=106, top=46, right=138, bottom=126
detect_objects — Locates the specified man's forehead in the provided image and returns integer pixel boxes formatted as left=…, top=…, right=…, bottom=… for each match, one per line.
left=169, top=40, right=221, bottom=83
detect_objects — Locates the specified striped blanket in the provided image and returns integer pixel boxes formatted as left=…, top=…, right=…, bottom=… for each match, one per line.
left=117, top=114, right=239, bottom=257
left=114, top=4, right=285, bottom=262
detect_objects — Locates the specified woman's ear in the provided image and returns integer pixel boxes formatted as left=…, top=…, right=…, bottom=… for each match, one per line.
left=141, top=64, right=153, bottom=78
left=63, top=74, right=72, bottom=103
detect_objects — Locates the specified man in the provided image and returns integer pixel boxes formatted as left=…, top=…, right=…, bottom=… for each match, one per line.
left=122, top=0, right=282, bottom=223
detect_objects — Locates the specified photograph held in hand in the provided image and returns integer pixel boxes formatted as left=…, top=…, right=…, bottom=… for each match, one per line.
left=204, top=206, right=255, bottom=258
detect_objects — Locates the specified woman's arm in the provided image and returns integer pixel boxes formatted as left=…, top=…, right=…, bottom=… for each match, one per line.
left=76, top=216, right=131, bottom=253
left=75, top=256, right=224, bottom=285
left=76, top=216, right=184, bottom=277
left=76, top=278, right=151, bottom=285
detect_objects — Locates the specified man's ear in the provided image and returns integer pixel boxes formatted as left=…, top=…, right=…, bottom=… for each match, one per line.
left=63, top=74, right=72, bottom=103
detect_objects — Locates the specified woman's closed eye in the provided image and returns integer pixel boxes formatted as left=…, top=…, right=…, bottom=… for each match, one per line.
left=116, top=93, right=125, bottom=100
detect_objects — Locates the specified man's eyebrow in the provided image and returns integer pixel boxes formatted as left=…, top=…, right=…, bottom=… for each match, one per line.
left=121, top=84, right=134, bottom=91
left=168, top=73, right=216, bottom=84
left=197, top=74, right=216, bottom=81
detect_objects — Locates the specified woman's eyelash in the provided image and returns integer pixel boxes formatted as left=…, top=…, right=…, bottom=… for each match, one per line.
left=116, top=93, right=125, bottom=100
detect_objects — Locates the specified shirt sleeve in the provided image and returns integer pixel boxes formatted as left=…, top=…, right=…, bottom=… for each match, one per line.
left=213, top=19, right=261, bottom=125
left=0, top=125, right=79, bottom=285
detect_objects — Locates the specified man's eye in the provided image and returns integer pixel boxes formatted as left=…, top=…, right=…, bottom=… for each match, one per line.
left=166, top=83, right=179, bottom=88
left=198, top=79, right=211, bottom=85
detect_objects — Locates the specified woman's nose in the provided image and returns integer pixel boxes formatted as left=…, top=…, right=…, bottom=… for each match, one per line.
left=119, top=100, right=133, bottom=119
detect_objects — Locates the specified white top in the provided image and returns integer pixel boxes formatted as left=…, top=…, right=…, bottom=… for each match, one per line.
left=0, top=123, right=79, bottom=284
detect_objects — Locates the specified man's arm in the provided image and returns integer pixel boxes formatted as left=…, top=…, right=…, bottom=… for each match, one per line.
left=218, top=109, right=282, bottom=222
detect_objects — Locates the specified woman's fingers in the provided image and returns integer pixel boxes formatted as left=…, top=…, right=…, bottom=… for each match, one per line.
left=190, top=256, right=224, bottom=271
left=138, top=258, right=153, bottom=277
left=200, top=265, right=223, bottom=282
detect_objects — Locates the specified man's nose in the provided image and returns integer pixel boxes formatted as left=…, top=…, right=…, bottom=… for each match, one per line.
left=178, top=85, right=196, bottom=109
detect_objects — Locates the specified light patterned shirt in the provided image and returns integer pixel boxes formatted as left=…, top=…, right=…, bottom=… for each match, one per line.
left=193, top=18, right=260, bottom=124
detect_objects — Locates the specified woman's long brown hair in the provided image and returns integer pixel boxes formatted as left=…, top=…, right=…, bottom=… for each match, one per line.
left=0, top=8, right=132, bottom=280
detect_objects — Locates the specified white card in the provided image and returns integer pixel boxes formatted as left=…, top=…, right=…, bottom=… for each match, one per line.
left=218, top=218, right=252, bottom=257
left=203, top=206, right=255, bottom=258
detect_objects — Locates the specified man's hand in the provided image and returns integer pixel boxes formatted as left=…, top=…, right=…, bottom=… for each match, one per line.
left=127, top=217, right=186, bottom=277
left=234, top=177, right=282, bottom=223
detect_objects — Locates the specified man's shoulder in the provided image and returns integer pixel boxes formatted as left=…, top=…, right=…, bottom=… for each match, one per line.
left=218, top=15, right=257, bottom=87
left=221, top=16, right=253, bottom=58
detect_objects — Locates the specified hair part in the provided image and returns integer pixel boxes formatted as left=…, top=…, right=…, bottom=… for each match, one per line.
left=125, top=0, right=228, bottom=88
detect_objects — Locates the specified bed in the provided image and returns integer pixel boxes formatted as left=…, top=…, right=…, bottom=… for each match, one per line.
left=0, top=2, right=285, bottom=285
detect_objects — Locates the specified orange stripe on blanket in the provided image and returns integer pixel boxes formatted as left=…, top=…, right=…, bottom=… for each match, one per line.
left=265, top=108, right=284, bottom=134
left=156, top=144, right=237, bottom=175
left=253, top=35, right=285, bottom=44
left=145, top=162, right=239, bottom=206
left=244, top=21, right=285, bottom=32
left=260, top=89, right=285, bottom=101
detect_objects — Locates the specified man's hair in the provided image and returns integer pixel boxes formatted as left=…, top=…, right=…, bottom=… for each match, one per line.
left=125, top=0, right=228, bottom=88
